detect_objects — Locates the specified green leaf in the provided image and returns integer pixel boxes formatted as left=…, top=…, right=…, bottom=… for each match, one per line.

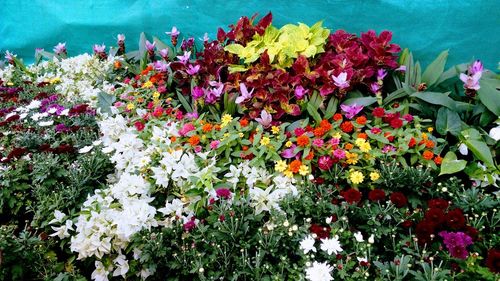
left=422, top=50, right=448, bottom=87
left=343, top=96, right=377, bottom=107
left=410, top=91, right=456, bottom=110
left=97, top=92, right=116, bottom=114
left=435, top=107, right=462, bottom=136
left=383, top=88, right=408, bottom=106
left=435, top=63, right=468, bottom=85
left=477, top=78, right=500, bottom=115
left=176, top=90, right=193, bottom=113
left=307, top=103, right=322, bottom=123
left=138, top=32, right=147, bottom=57
left=439, top=151, right=467, bottom=175
left=323, top=96, right=338, bottom=119
left=460, top=128, right=495, bottom=168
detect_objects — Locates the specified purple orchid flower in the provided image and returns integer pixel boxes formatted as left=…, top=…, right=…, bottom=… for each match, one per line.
left=159, top=48, right=169, bottom=59
left=469, top=60, right=483, bottom=75
left=331, top=72, right=350, bottom=89
left=53, top=42, right=66, bottom=55
left=235, top=83, right=254, bottom=104
left=281, top=144, right=298, bottom=159
left=117, top=34, right=125, bottom=43
left=294, top=85, right=308, bottom=100
left=205, top=82, right=224, bottom=104
left=166, top=26, right=180, bottom=37
left=255, top=110, right=272, bottom=128
left=145, top=40, right=156, bottom=52
left=340, top=103, right=364, bottom=119
left=153, top=61, right=169, bottom=72
left=186, top=111, right=199, bottom=120
left=459, top=72, right=481, bottom=90
left=186, top=64, right=200, bottom=75
left=191, top=86, right=205, bottom=99
left=395, top=65, right=406, bottom=72
left=377, top=69, right=387, bottom=81
left=93, top=44, right=106, bottom=54
left=177, top=51, right=191, bottom=64
left=370, top=83, right=380, bottom=93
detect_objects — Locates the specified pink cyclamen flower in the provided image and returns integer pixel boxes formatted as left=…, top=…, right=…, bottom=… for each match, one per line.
left=340, top=103, right=364, bottom=119
left=332, top=72, right=350, bottom=89
left=166, top=26, right=180, bottom=37
left=235, top=83, right=254, bottom=104
left=53, top=42, right=66, bottom=55
left=186, top=64, right=200, bottom=75
left=210, top=140, right=220, bottom=150
left=469, top=60, right=483, bottom=75
left=255, top=110, right=272, bottom=128
left=294, top=85, right=308, bottom=100
left=153, top=61, right=168, bottom=72
left=459, top=72, right=481, bottom=90
left=370, top=83, right=380, bottom=94
left=281, top=144, right=298, bottom=159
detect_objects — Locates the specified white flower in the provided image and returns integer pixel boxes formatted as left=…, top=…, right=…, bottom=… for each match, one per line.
left=91, top=261, right=111, bottom=281
left=49, top=210, right=66, bottom=224
left=489, top=125, right=500, bottom=141
left=354, top=231, right=364, bottom=242
left=249, top=186, right=284, bottom=214
left=305, top=261, right=334, bottom=281
left=26, top=100, right=42, bottom=109
left=79, top=145, right=93, bottom=153
left=50, top=220, right=73, bottom=239
left=112, top=254, right=129, bottom=277
left=299, top=235, right=317, bottom=254
left=158, top=199, right=185, bottom=217
left=357, top=256, right=368, bottom=263
left=368, top=234, right=375, bottom=244
left=320, top=236, right=343, bottom=255
left=458, top=143, right=468, bottom=156
left=38, top=120, right=54, bottom=127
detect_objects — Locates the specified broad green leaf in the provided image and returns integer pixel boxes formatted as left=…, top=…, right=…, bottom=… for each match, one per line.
left=410, top=91, right=456, bottom=110
left=439, top=151, right=467, bottom=175
left=224, top=44, right=245, bottom=55
left=477, top=78, right=500, bottom=115
left=343, top=96, right=377, bottom=107
left=138, top=32, right=147, bottom=57
left=435, top=63, right=468, bottom=85
left=460, top=128, right=495, bottom=168
left=422, top=50, right=448, bottom=87
left=97, top=92, right=116, bottom=114
left=307, top=103, right=322, bottom=123
left=324, top=96, right=338, bottom=119
left=435, top=107, right=462, bottom=136
left=383, top=88, right=408, bottom=106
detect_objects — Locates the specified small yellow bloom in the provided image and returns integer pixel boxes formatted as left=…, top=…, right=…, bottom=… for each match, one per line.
left=285, top=141, right=293, bottom=148
left=6, top=82, right=14, bottom=86
left=299, top=165, right=309, bottom=176
left=355, top=138, right=366, bottom=147
left=49, top=77, right=61, bottom=84
left=427, top=127, right=434, bottom=133
left=350, top=170, right=364, bottom=184
left=421, top=132, right=428, bottom=141
left=239, top=132, right=244, bottom=138
left=359, top=142, right=372, bottom=153
left=332, top=132, right=342, bottom=139
left=370, top=171, right=380, bottom=181
left=152, top=91, right=160, bottom=99
left=275, top=160, right=288, bottom=172
left=221, top=114, right=233, bottom=128
left=271, top=126, right=280, bottom=134
left=142, top=81, right=153, bottom=88
left=345, top=152, right=358, bottom=165
left=223, top=133, right=230, bottom=138
left=126, top=103, right=135, bottom=110
left=201, top=135, right=207, bottom=141
left=260, top=136, right=271, bottom=146
left=284, top=170, right=294, bottom=178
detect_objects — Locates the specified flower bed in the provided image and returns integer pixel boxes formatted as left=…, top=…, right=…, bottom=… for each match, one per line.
left=0, top=13, right=499, bottom=281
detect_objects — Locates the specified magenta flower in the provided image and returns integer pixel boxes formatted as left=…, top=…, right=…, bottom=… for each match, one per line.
left=93, top=44, right=106, bottom=54
left=281, top=144, right=298, bottom=159
left=459, top=72, right=481, bottom=90
left=403, top=114, right=414, bottom=122
left=159, top=48, right=169, bottom=59
left=255, top=110, right=272, bottom=128
left=179, top=123, right=196, bottom=136
left=377, top=69, right=387, bottom=81
left=340, top=103, right=364, bottom=119
left=370, top=127, right=382, bottom=134
left=215, top=188, right=232, bottom=199
left=153, top=61, right=168, bottom=72
left=185, top=111, right=199, bottom=120
left=382, top=145, right=396, bottom=153
left=53, top=42, right=66, bottom=55
left=333, top=148, right=346, bottom=159
left=294, top=85, right=308, bottom=100
left=145, top=40, right=156, bottom=52
left=332, top=72, right=350, bottom=89
left=186, top=64, right=200, bottom=75
left=318, top=156, right=333, bottom=170
left=469, top=60, right=483, bottom=75
left=191, top=86, right=205, bottom=99
left=166, top=26, right=180, bottom=37
left=370, top=83, right=380, bottom=94
left=210, top=140, right=220, bottom=150
left=177, top=51, right=191, bottom=64
left=329, top=138, right=340, bottom=146
left=312, top=139, right=324, bottom=147
left=235, top=83, right=254, bottom=104
left=205, top=81, right=224, bottom=104
left=183, top=219, right=196, bottom=232
left=439, top=231, right=473, bottom=260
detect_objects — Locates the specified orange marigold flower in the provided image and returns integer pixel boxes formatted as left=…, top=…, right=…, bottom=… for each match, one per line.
left=357, top=133, right=368, bottom=140
left=320, top=119, right=332, bottom=131
left=188, top=135, right=200, bottom=146
left=425, top=140, right=435, bottom=148
left=170, top=136, right=177, bottom=142
left=333, top=113, right=343, bottom=122
left=240, top=118, right=249, bottom=127
left=289, top=160, right=302, bottom=173
left=305, top=151, right=314, bottom=160
left=297, top=135, right=310, bottom=147
left=423, top=150, right=434, bottom=160
left=137, top=97, right=145, bottom=103
left=214, top=124, right=221, bottom=131
left=434, top=155, right=443, bottom=165
left=340, top=121, right=354, bottom=133
left=345, top=143, right=354, bottom=150
left=114, top=60, right=121, bottom=69
left=313, top=127, right=327, bottom=137
left=202, top=123, right=213, bottom=132
left=242, top=146, right=249, bottom=151
left=355, top=116, right=367, bottom=125
left=141, top=65, right=153, bottom=75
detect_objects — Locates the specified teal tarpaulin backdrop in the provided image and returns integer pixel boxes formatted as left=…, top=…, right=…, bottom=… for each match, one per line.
left=1, top=0, right=499, bottom=68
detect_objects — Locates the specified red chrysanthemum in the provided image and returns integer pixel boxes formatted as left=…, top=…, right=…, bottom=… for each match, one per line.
left=390, top=192, right=408, bottom=208
left=446, top=208, right=466, bottom=230
left=368, top=189, right=386, bottom=202
left=342, top=188, right=362, bottom=204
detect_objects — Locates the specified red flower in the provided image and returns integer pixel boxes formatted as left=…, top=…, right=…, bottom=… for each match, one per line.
left=340, top=121, right=354, bottom=133
left=318, top=156, right=333, bottom=171
left=390, top=192, right=407, bottom=208
left=428, top=198, right=449, bottom=210
left=424, top=208, right=445, bottom=225
left=342, top=188, right=362, bottom=204
left=368, top=189, right=385, bottom=202
left=215, top=188, right=232, bottom=200
left=54, top=144, right=75, bottom=154
left=333, top=113, right=343, bottom=122
left=446, top=208, right=466, bottom=230
left=465, top=226, right=479, bottom=241
left=372, top=107, right=385, bottom=118
left=134, top=121, right=145, bottom=131
left=310, top=224, right=331, bottom=239
left=486, top=248, right=500, bottom=273
left=389, top=118, right=403, bottom=129
left=408, top=137, right=417, bottom=148
left=415, top=220, right=436, bottom=245
left=401, top=220, right=413, bottom=228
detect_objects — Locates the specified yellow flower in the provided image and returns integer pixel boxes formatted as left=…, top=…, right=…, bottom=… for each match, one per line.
left=201, top=135, right=207, bottom=141
left=345, top=152, right=358, bottom=165
left=223, top=133, right=230, bottom=138
left=350, top=170, right=364, bottom=184
left=299, top=165, right=309, bottom=176
left=6, top=81, right=14, bottom=86
left=49, top=77, right=61, bottom=84
left=359, top=142, right=371, bottom=153
left=142, top=81, right=153, bottom=88
left=275, top=160, right=288, bottom=172
left=152, top=91, right=160, bottom=99
left=355, top=138, right=366, bottom=147
left=239, top=132, right=244, bottom=138
left=421, top=132, right=428, bottom=141
left=284, top=170, right=294, bottom=178
left=221, top=114, right=233, bottom=128
left=427, top=127, right=434, bottom=133
left=285, top=141, right=293, bottom=148
left=370, top=171, right=380, bottom=181
left=332, top=132, right=342, bottom=139
left=260, top=136, right=271, bottom=146
left=126, top=103, right=135, bottom=110
left=271, top=126, right=280, bottom=134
